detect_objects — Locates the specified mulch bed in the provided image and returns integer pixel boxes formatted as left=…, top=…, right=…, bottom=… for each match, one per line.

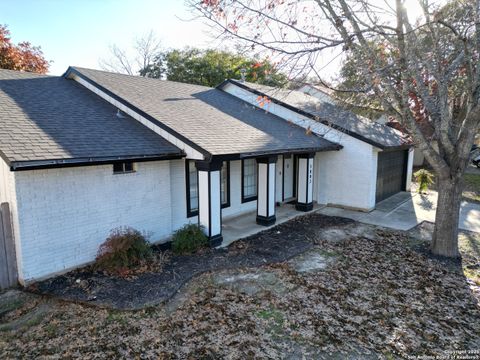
left=31, top=213, right=353, bottom=309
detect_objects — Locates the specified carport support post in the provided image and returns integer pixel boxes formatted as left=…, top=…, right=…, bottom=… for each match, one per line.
left=296, top=153, right=315, bottom=212
left=256, top=156, right=277, bottom=226
left=195, top=160, right=223, bottom=247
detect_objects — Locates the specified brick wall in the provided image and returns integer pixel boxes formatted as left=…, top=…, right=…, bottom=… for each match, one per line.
left=14, top=161, right=173, bottom=282
left=12, top=158, right=262, bottom=282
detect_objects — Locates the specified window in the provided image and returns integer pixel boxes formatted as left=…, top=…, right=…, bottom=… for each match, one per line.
left=186, top=160, right=199, bottom=217
left=113, top=162, right=135, bottom=174
left=186, top=160, right=230, bottom=217
left=220, top=161, right=230, bottom=208
left=242, top=159, right=257, bottom=202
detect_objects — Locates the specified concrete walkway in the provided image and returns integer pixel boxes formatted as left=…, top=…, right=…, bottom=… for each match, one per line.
left=222, top=204, right=323, bottom=247
left=318, top=191, right=480, bottom=233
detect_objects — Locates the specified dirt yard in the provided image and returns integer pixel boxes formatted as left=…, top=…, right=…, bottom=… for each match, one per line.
left=1, top=214, right=479, bottom=359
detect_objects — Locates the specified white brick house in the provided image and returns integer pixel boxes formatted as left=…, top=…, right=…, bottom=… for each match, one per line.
left=0, top=67, right=413, bottom=283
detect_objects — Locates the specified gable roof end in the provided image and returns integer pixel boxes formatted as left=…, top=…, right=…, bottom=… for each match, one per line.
left=220, top=79, right=413, bottom=150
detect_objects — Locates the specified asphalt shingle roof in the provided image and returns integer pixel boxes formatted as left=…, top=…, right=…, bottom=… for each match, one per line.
left=67, top=67, right=341, bottom=158
left=226, top=80, right=411, bottom=149
left=0, top=69, right=183, bottom=169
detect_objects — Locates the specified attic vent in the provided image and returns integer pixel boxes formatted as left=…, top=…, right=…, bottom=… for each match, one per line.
left=116, top=109, right=126, bottom=119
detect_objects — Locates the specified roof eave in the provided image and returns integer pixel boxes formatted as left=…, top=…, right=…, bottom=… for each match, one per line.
left=10, top=152, right=185, bottom=171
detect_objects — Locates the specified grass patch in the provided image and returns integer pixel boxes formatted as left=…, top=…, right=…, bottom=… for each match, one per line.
left=0, top=307, right=45, bottom=332
left=0, top=298, right=25, bottom=318
left=257, top=307, right=284, bottom=324
left=464, top=268, right=480, bottom=285
left=464, top=173, right=480, bottom=189
left=257, top=307, right=285, bottom=335
left=459, top=231, right=480, bottom=260
left=44, top=323, right=58, bottom=338
left=317, top=249, right=340, bottom=258
left=458, top=231, right=480, bottom=284
left=463, top=173, right=480, bottom=202
left=105, top=310, right=129, bottom=326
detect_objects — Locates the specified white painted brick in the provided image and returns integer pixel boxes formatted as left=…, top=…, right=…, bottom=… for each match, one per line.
left=10, top=158, right=262, bottom=282
left=14, top=161, right=173, bottom=282
left=222, top=160, right=257, bottom=218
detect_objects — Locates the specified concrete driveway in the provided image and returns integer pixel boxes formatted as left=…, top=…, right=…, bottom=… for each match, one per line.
left=319, top=191, right=480, bottom=233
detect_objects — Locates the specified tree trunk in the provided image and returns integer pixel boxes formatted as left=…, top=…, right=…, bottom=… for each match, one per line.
left=431, top=176, right=463, bottom=257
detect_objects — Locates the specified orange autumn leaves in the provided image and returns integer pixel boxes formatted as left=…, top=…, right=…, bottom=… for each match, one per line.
left=0, top=25, right=49, bottom=74
left=256, top=95, right=271, bottom=108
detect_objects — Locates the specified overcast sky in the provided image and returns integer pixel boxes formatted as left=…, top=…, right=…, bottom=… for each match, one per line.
left=0, top=0, right=213, bottom=75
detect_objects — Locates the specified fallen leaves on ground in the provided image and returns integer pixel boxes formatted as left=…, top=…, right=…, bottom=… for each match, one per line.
left=1, top=223, right=479, bottom=359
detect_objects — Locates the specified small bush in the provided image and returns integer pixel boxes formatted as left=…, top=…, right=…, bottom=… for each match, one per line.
left=96, top=227, right=152, bottom=275
left=414, top=169, right=435, bottom=193
left=171, top=224, right=208, bottom=254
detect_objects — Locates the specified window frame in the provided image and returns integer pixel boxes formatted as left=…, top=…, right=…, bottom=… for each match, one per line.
left=113, top=161, right=135, bottom=174
left=186, top=160, right=230, bottom=218
left=220, top=161, right=230, bottom=209
left=185, top=160, right=199, bottom=218
left=241, top=158, right=258, bottom=203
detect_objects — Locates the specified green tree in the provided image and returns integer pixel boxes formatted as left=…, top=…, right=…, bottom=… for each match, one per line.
left=140, top=48, right=288, bottom=87
left=334, top=46, right=385, bottom=120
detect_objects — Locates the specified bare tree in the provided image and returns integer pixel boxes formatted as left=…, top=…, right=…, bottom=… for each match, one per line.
left=134, top=31, right=162, bottom=73
left=99, top=30, right=161, bottom=76
left=191, top=0, right=480, bottom=257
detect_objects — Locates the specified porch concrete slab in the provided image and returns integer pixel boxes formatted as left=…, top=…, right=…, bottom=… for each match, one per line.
left=318, top=191, right=480, bottom=233
left=221, top=204, right=323, bottom=247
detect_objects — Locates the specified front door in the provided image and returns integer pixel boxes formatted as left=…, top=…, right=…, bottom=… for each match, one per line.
left=283, top=155, right=295, bottom=201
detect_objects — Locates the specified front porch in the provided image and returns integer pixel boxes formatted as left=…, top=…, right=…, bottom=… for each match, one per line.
left=221, top=203, right=324, bottom=247
left=194, top=153, right=316, bottom=247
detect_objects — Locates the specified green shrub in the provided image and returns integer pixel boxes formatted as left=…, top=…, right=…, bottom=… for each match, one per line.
left=171, top=224, right=208, bottom=254
left=95, top=227, right=152, bottom=274
left=414, top=169, right=435, bottom=193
